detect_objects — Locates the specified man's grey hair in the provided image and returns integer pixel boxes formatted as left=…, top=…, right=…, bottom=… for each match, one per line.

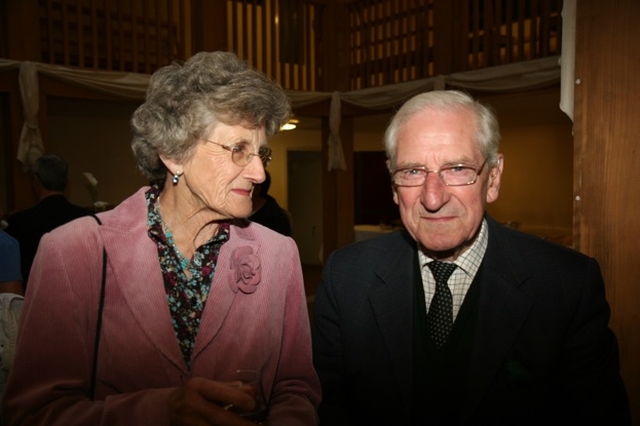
left=383, top=90, right=500, bottom=171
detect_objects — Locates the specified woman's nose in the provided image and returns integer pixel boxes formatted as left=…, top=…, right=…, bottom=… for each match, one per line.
left=246, top=155, right=266, bottom=182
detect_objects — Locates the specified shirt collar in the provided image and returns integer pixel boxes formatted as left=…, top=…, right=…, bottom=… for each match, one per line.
left=417, top=218, right=489, bottom=278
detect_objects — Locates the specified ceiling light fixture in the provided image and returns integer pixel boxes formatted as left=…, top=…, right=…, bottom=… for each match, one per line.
left=281, top=118, right=299, bottom=131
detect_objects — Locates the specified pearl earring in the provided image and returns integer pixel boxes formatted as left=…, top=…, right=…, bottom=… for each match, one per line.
left=172, top=171, right=182, bottom=185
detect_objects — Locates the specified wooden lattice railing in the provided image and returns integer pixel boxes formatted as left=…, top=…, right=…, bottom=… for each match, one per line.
left=37, top=0, right=322, bottom=91
left=35, top=0, right=562, bottom=91
left=224, top=0, right=324, bottom=92
left=346, top=0, right=563, bottom=89
left=347, top=0, right=434, bottom=89
left=39, top=0, right=189, bottom=74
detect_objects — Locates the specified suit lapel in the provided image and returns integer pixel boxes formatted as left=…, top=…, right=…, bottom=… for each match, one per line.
left=462, top=219, right=535, bottom=420
left=368, top=231, right=416, bottom=415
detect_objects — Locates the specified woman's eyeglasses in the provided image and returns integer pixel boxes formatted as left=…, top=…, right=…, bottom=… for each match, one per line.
left=206, top=140, right=272, bottom=167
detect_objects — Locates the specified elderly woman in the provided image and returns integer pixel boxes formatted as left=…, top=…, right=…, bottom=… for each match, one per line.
left=2, top=51, right=321, bottom=425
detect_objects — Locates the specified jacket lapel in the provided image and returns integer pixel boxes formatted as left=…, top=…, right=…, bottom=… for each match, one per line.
left=368, top=231, right=417, bottom=416
left=191, top=223, right=257, bottom=360
left=94, top=191, right=263, bottom=374
left=462, top=218, right=535, bottom=420
left=96, top=188, right=185, bottom=371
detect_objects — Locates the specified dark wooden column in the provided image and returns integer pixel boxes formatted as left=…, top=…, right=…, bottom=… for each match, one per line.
left=318, top=0, right=355, bottom=262
left=2, top=0, right=45, bottom=211
left=191, top=0, right=228, bottom=54
left=320, top=116, right=355, bottom=262
left=434, top=0, right=476, bottom=75
left=0, top=70, right=29, bottom=214
left=4, top=0, right=41, bottom=61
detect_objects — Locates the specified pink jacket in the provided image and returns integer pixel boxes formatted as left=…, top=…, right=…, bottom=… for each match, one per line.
left=2, top=187, right=321, bottom=425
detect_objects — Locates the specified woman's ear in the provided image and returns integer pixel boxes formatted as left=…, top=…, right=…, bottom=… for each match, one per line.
left=486, top=155, right=504, bottom=204
left=159, top=155, right=181, bottom=177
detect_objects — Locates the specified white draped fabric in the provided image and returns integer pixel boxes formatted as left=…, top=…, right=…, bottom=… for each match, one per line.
left=16, top=62, right=44, bottom=170
left=327, top=92, right=347, bottom=171
left=559, top=0, right=577, bottom=121
left=1, top=55, right=565, bottom=171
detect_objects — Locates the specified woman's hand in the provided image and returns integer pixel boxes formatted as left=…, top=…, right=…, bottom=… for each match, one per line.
left=169, top=377, right=257, bottom=426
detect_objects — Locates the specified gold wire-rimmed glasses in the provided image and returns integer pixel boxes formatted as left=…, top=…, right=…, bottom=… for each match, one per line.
left=391, top=159, right=488, bottom=187
left=206, top=140, right=272, bottom=167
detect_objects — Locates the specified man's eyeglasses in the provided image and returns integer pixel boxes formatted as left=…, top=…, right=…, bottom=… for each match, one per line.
left=391, top=159, right=487, bottom=187
left=206, top=140, right=272, bottom=167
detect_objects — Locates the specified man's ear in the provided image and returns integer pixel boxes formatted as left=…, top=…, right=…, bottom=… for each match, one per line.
left=392, top=184, right=399, bottom=205
left=486, top=155, right=504, bottom=204
left=387, top=160, right=400, bottom=206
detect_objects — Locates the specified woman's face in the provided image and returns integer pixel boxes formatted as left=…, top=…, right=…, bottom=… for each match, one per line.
left=178, top=122, right=268, bottom=220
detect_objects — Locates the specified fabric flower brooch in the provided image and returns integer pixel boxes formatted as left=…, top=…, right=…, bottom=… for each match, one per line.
left=229, top=246, right=261, bottom=294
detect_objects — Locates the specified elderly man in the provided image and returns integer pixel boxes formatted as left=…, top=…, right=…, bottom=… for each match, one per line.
left=312, top=90, right=630, bottom=425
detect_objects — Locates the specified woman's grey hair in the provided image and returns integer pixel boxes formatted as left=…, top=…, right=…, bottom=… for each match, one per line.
left=383, top=90, right=500, bottom=171
left=131, top=51, right=291, bottom=185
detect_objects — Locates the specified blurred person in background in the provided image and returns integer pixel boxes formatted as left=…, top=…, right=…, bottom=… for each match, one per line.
left=0, top=229, right=23, bottom=397
left=250, top=171, right=292, bottom=237
left=0, top=229, right=23, bottom=295
left=4, top=154, right=91, bottom=289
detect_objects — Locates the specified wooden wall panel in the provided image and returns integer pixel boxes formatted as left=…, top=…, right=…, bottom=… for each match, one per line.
left=573, top=1, right=640, bottom=422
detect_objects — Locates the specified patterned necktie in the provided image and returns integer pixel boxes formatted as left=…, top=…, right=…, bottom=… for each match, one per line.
left=427, top=261, right=457, bottom=348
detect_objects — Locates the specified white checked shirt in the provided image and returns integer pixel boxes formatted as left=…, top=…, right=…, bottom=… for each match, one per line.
left=418, top=219, right=489, bottom=320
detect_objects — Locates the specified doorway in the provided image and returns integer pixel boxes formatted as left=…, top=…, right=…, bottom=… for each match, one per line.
left=287, top=150, right=322, bottom=265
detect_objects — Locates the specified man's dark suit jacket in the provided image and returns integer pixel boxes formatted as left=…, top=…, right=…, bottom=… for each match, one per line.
left=312, top=215, right=630, bottom=425
left=5, top=194, right=91, bottom=288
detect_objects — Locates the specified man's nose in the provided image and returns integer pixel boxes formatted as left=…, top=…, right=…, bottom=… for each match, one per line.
left=420, top=171, right=449, bottom=210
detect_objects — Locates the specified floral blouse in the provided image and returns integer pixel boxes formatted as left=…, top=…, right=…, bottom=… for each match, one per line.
left=146, top=187, right=230, bottom=368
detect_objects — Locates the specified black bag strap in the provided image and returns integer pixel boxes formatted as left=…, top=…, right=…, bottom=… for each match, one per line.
left=89, top=214, right=107, bottom=400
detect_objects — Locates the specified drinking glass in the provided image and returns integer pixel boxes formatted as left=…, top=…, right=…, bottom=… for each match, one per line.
left=220, top=369, right=268, bottom=425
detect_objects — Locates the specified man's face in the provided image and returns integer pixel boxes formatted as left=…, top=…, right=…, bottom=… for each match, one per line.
left=392, top=107, right=503, bottom=260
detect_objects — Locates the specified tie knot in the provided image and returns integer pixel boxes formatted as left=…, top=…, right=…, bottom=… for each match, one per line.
left=427, top=261, right=457, bottom=283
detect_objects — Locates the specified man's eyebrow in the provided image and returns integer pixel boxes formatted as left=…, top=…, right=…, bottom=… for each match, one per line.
left=442, top=160, right=474, bottom=167
left=394, top=160, right=473, bottom=169
left=394, top=162, right=424, bottom=169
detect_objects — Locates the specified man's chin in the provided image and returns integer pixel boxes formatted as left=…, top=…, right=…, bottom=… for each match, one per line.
left=417, top=235, right=463, bottom=259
